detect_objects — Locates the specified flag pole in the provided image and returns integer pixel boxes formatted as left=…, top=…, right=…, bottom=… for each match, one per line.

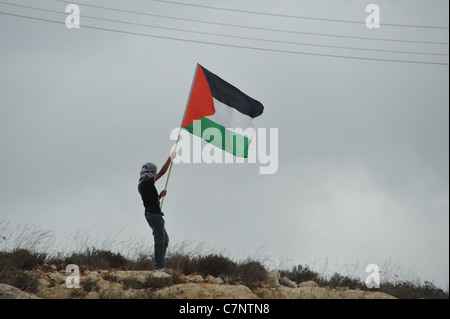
left=160, top=63, right=199, bottom=210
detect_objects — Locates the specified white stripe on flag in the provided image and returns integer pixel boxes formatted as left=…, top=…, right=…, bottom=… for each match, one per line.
left=206, top=98, right=255, bottom=137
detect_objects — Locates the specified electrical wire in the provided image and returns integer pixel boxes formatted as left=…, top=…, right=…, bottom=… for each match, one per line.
left=1, top=2, right=447, bottom=57
left=47, top=0, right=449, bottom=46
left=149, top=0, right=450, bottom=30
left=0, top=10, right=448, bottom=66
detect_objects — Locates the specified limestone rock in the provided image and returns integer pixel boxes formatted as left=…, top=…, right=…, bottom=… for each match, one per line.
left=337, top=289, right=396, bottom=299
left=37, top=283, right=74, bottom=299
left=207, top=284, right=257, bottom=299
left=185, top=274, right=204, bottom=283
left=298, top=280, right=319, bottom=288
left=97, top=279, right=123, bottom=297
left=48, top=272, right=66, bottom=286
left=84, top=291, right=101, bottom=299
left=147, top=270, right=172, bottom=288
left=206, top=275, right=224, bottom=285
left=108, top=271, right=152, bottom=285
left=204, top=284, right=257, bottom=299
left=266, top=271, right=281, bottom=288
left=85, top=271, right=100, bottom=280
left=256, top=286, right=396, bottom=299
left=100, top=287, right=150, bottom=299
left=153, top=283, right=257, bottom=299
left=38, top=278, right=51, bottom=288
left=281, top=277, right=297, bottom=288
left=0, top=284, right=41, bottom=299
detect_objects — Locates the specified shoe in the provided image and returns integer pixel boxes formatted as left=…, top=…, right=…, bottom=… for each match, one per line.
left=154, top=267, right=166, bottom=273
left=154, top=268, right=173, bottom=274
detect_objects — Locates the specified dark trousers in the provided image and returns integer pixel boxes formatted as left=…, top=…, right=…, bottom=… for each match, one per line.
left=145, top=213, right=169, bottom=269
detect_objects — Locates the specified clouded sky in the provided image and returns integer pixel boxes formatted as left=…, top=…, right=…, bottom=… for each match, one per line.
left=0, top=0, right=448, bottom=287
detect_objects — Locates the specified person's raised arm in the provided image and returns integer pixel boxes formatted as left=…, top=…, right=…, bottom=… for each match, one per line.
left=155, top=151, right=177, bottom=182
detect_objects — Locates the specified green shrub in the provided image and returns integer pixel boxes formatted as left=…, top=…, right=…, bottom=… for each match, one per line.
left=165, top=253, right=197, bottom=275
left=65, top=247, right=127, bottom=269
left=196, top=254, right=237, bottom=278
left=380, top=280, right=449, bottom=299
left=126, top=253, right=154, bottom=271
left=327, top=273, right=364, bottom=290
left=0, top=249, right=46, bottom=270
left=280, top=264, right=321, bottom=284
left=237, top=260, right=267, bottom=288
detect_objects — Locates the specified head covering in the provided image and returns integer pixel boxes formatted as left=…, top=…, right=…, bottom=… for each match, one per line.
left=139, top=162, right=157, bottom=184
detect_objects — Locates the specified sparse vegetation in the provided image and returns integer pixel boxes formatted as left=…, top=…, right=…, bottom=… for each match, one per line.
left=65, top=248, right=128, bottom=270
left=237, top=260, right=267, bottom=289
left=0, top=221, right=448, bottom=299
left=380, top=280, right=449, bottom=299
left=280, top=265, right=321, bottom=285
left=197, top=254, right=238, bottom=278
left=0, top=249, right=47, bottom=270
left=280, top=264, right=448, bottom=299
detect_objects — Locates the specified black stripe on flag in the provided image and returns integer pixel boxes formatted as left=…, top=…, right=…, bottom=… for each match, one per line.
left=200, top=65, right=264, bottom=119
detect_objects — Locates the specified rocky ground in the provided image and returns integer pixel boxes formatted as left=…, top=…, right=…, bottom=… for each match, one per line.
left=0, top=266, right=396, bottom=299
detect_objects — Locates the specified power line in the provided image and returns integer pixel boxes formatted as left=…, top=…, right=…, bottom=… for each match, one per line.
left=1, top=10, right=447, bottom=66
left=1, top=2, right=447, bottom=57
left=149, top=0, right=449, bottom=30
left=48, top=0, right=448, bottom=46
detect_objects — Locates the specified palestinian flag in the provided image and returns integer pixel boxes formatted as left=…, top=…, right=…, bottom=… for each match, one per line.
left=181, top=64, right=264, bottom=158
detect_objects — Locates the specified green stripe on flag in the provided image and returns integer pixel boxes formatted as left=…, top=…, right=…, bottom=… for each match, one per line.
left=184, top=117, right=251, bottom=158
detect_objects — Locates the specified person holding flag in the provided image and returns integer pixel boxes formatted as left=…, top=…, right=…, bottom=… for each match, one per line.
left=138, top=63, right=263, bottom=271
left=138, top=151, right=176, bottom=271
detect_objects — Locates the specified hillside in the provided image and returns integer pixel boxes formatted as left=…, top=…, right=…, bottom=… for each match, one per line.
left=1, top=246, right=448, bottom=299
left=0, top=266, right=396, bottom=299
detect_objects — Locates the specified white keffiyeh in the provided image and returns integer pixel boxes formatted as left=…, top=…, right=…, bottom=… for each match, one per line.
left=139, top=162, right=157, bottom=184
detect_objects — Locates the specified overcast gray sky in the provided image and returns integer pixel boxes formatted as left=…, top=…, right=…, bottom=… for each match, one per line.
left=0, top=0, right=448, bottom=287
